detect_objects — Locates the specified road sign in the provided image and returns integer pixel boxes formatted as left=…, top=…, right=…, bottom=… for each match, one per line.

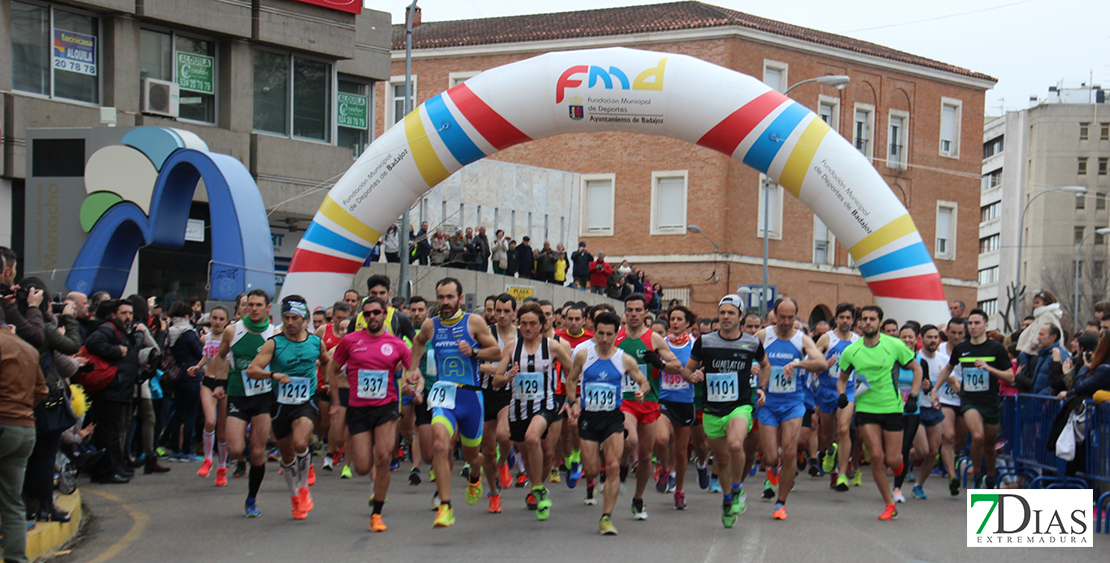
left=741, top=284, right=777, bottom=312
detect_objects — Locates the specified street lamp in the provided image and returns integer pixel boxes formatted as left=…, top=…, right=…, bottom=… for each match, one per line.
left=1073, top=226, right=1110, bottom=331
left=784, top=75, right=851, bottom=94
left=688, top=224, right=720, bottom=281
left=398, top=0, right=419, bottom=301
left=1013, top=185, right=1087, bottom=326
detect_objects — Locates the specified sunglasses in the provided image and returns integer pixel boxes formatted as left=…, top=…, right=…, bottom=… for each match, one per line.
left=363, top=309, right=385, bottom=317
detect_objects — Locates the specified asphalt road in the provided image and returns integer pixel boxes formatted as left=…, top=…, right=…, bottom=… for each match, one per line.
left=54, top=458, right=1110, bottom=563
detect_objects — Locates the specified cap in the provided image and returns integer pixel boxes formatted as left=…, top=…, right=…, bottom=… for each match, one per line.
left=718, top=294, right=744, bottom=312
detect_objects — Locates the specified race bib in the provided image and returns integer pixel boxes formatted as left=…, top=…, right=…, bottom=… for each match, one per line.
left=749, top=372, right=759, bottom=388
left=356, top=370, right=389, bottom=400
left=940, top=382, right=959, bottom=400
left=828, top=363, right=841, bottom=379
left=242, top=373, right=272, bottom=397
left=661, top=372, right=689, bottom=391
left=707, top=372, right=739, bottom=402
left=584, top=382, right=618, bottom=412
left=963, top=367, right=989, bottom=392
left=428, top=381, right=457, bottom=410
left=277, top=376, right=312, bottom=405
left=623, top=364, right=648, bottom=394
left=768, top=366, right=796, bottom=394
left=514, top=372, right=544, bottom=401
left=854, top=373, right=871, bottom=396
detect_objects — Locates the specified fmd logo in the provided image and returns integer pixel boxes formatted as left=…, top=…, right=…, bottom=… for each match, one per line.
left=967, top=489, right=1092, bottom=547
left=555, top=58, right=667, bottom=103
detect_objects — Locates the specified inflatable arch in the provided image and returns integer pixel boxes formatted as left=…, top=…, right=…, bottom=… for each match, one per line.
left=281, top=47, right=949, bottom=324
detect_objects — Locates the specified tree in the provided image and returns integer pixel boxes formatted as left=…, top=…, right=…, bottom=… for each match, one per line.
left=1036, top=245, right=1110, bottom=335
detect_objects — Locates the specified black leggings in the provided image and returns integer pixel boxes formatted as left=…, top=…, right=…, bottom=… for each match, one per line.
left=894, top=413, right=920, bottom=489
left=23, top=429, right=63, bottom=513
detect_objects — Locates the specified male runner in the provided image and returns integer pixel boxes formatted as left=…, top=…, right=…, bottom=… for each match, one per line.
left=479, top=293, right=517, bottom=512
left=537, top=300, right=566, bottom=487
left=565, top=312, right=651, bottom=535
left=344, top=290, right=360, bottom=310
left=410, top=278, right=502, bottom=528
left=754, top=298, right=827, bottom=520
left=329, top=297, right=415, bottom=531
left=554, top=304, right=592, bottom=494
left=403, top=296, right=435, bottom=486
left=813, top=303, right=860, bottom=491
left=219, top=289, right=276, bottom=517
left=246, top=295, right=329, bottom=520
left=935, top=309, right=1013, bottom=490
left=315, top=302, right=350, bottom=473
left=656, top=305, right=697, bottom=508
left=836, top=305, right=922, bottom=520
left=683, top=296, right=768, bottom=528
left=736, top=313, right=764, bottom=489
left=910, top=324, right=946, bottom=499
left=615, top=294, right=681, bottom=521
left=932, top=318, right=966, bottom=496
left=493, top=302, right=574, bottom=520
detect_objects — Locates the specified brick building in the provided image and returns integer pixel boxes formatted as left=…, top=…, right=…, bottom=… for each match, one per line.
left=377, top=2, right=995, bottom=323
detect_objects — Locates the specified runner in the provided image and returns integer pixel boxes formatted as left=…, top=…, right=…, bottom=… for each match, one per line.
left=328, top=297, right=416, bottom=531
left=189, top=305, right=231, bottom=486
left=218, top=289, right=277, bottom=517
left=403, top=296, right=435, bottom=488
left=315, top=302, right=351, bottom=475
left=537, top=300, right=566, bottom=487
left=656, top=305, right=697, bottom=509
left=935, top=309, right=1013, bottom=490
left=930, top=318, right=966, bottom=496
left=479, top=293, right=517, bottom=513
left=736, top=312, right=764, bottom=490
left=813, top=303, right=860, bottom=491
left=615, top=293, right=682, bottom=521
left=409, top=278, right=502, bottom=528
left=910, top=324, right=946, bottom=499
left=343, top=290, right=361, bottom=311
left=555, top=304, right=594, bottom=501
left=492, top=302, right=574, bottom=521
left=836, top=305, right=922, bottom=520
left=246, top=295, right=330, bottom=521
left=565, top=312, right=651, bottom=535
left=682, top=295, right=768, bottom=528
left=891, top=324, right=925, bottom=503
left=754, top=298, right=827, bottom=520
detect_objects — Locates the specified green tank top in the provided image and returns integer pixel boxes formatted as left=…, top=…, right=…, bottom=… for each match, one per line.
left=617, top=328, right=660, bottom=403
left=227, top=322, right=274, bottom=397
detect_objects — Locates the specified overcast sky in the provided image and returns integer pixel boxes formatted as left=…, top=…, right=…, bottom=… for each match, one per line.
left=373, top=0, right=1109, bottom=115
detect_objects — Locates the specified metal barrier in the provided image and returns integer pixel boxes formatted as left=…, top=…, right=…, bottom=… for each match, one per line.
left=1082, top=402, right=1110, bottom=532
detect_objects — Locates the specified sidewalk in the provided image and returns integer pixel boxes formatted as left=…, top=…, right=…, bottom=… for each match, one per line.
left=26, top=490, right=82, bottom=562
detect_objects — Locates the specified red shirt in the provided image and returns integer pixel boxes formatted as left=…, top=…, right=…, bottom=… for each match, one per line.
left=554, top=329, right=594, bottom=395
left=589, top=260, right=613, bottom=288
left=331, top=331, right=411, bottom=407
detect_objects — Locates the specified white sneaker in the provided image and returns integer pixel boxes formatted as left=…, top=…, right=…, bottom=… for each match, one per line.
left=431, top=491, right=441, bottom=510
left=322, top=455, right=333, bottom=471
left=892, top=488, right=906, bottom=504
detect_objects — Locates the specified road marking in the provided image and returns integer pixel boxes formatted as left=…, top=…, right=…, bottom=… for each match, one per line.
left=83, top=489, right=151, bottom=563
left=703, top=522, right=763, bottom=563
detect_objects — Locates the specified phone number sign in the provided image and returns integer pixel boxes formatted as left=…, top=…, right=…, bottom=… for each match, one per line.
left=176, top=52, right=214, bottom=94
left=53, top=29, right=97, bottom=76
left=337, top=93, right=368, bottom=129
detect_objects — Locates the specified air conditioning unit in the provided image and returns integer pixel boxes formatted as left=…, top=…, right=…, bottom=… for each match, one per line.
left=141, top=78, right=180, bottom=118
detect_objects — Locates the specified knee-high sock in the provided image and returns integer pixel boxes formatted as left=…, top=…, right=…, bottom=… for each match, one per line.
left=295, top=450, right=311, bottom=490
left=281, top=461, right=298, bottom=496
left=248, top=463, right=266, bottom=499
left=218, top=442, right=229, bottom=468
left=203, top=430, right=216, bottom=461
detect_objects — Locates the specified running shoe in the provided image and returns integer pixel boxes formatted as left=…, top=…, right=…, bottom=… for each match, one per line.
left=984, top=475, right=996, bottom=490
left=198, top=458, right=213, bottom=478
left=835, top=474, right=850, bottom=492
left=515, top=471, right=528, bottom=488
left=822, top=444, right=838, bottom=474
left=655, top=471, right=668, bottom=493
left=949, top=477, right=960, bottom=496
left=878, top=503, right=898, bottom=521
left=234, top=460, right=247, bottom=478
left=370, top=514, right=386, bottom=532
left=535, top=488, right=552, bottom=521
left=410, top=467, right=422, bottom=486
left=808, top=458, right=820, bottom=477
left=431, top=491, right=441, bottom=510
left=892, top=488, right=906, bottom=503
left=389, top=457, right=400, bottom=472
left=761, top=479, right=775, bottom=501
left=322, top=455, right=334, bottom=472
left=341, top=465, right=352, bottom=479
left=733, top=490, right=747, bottom=514
left=697, top=462, right=710, bottom=490
left=507, top=448, right=517, bottom=471
left=911, top=484, right=927, bottom=499
left=549, top=467, right=561, bottom=483
left=215, top=467, right=227, bottom=487
left=584, top=485, right=597, bottom=505
left=667, top=473, right=676, bottom=493
left=630, top=501, right=648, bottom=521
left=796, top=452, right=806, bottom=472
left=850, top=472, right=863, bottom=487
left=433, top=505, right=455, bottom=528
left=268, top=448, right=279, bottom=462
left=767, top=467, right=780, bottom=487
left=972, top=474, right=984, bottom=490
left=722, top=502, right=736, bottom=528
left=488, top=492, right=502, bottom=514
left=466, top=480, right=483, bottom=505
left=709, top=476, right=722, bottom=493
left=598, top=514, right=618, bottom=535
left=526, top=492, right=537, bottom=510
left=298, top=486, right=314, bottom=512
left=307, top=465, right=316, bottom=486
left=498, top=463, right=511, bottom=490
left=772, top=502, right=787, bottom=520
left=429, top=468, right=436, bottom=482
left=461, top=463, right=470, bottom=480
left=245, top=498, right=261, bottom=518
left=567, top=462, right=582, bottom=489
left=290, top=496, right=306, bottom=520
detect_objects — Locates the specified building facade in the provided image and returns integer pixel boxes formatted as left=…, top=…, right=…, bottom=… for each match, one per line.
left=379, top=2, right=994, bottom=322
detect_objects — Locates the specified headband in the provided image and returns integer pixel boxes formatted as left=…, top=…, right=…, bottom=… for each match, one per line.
left=282, top=301, right=308, bottom=319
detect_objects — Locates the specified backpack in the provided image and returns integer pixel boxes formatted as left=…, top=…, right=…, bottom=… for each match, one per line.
left=160, top=333, right=187, bottom=386
left=74, top=324, right=123, bottom=394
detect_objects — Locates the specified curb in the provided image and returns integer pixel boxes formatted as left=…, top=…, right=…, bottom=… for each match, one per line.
left=26, top=489, right=82, bottom=562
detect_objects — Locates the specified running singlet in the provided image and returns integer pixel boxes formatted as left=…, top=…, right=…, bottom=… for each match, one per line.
left=837, top=334, right=916, bottom=415
left=762, top=330, right=806, bottom=406
left=947, top=339, right=1010, bottom=410
left=918, top=349, right=949, bottom=408
left=690, top=332, right=764, bottom=416
left=317, top=323, right=344, bottom=391
left=659, top=334, right=695, bottom=403
left=897, top=355, right=924, bottom=415
left=482, top=326, right=515, bottom=391
left=332, top=330, right=411, bottom=408
left=935, top=346, right=961, bottom=407
left=270, top=333, right=322, bottom=405
left=431, top=313, right=482, bottom=388
left=554, top=329, right=593, bottom=396
left=580, top=346, right=626, bottom=412
left=615, top=327, right=659, bottom=402
left=508, top=337, right=557, bottom=422
left=227, top=322, right=276, bottom=397
left=818, top=332, right=859, bottom=390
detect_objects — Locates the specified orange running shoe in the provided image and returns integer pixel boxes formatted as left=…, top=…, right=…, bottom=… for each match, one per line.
left=370, top=514, right=387, bottom=532
left=489, top=493, right=502, bottom=513
left=291, top=496, right=306, bottom=520
left=198, top=458, right=213, bottom=478
left=298, top=486, right=314, bottom=513
left=215, top=467, right=227, bottom=487
left=307, top=465, right=316, bottom=486
left=878, top=503, right=898, bottom=521
left=498, top=463, right=511, bottom=490
left=772, top=502, right=787, bottom=520
left=768, top=466, right=780, bottom=487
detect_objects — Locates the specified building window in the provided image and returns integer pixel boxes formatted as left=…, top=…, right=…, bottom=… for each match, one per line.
left=1098, top=193, right=1106, bottom=210
left=1078, top=157, right=1088, bottom=176
left=388, top=76, right=416, bottom=125
left=813, top=215, right=835, bottom=265
left=1100, top=157, right=1108, bottom=176
left=11, top=2, right=100, bottom=104
left=762, top=61, right=787, bottom=93
left=980, top=201, right=1001, bottom=222
left=140, top=29, right=217, bottom=123
left=1097, top=230, right=1108, bottom=245
left=1075, top=226, right=1086, bottom=244
left=337, top=78, right=371, bottom=158
left=1077, top=195, right=1086, bottom=210
left=979, top=234, right=1000, bottom=253
left=650, top=171, right=687, bottom=235
left=1080, top=122, right=1090, bottom=141
left=983, top=136, right=1004, bottom=158
left=818, top=96, right=839, bottom=132
left=253, top=50, right=332, bottom=142
left=977, top=266, right=999, bottom=285
left=853, top=104, right=874, bottom=159
left=580, top=174, right=614, bottom=235
left=940, top=98, right=962, bottom=157
left=448, top=71, right=480, bottom=88
left=978, top=299, right=998, bottom=316
left=935, top=202, right=956, bottom=259
left=1101, top=122, right=1109, bottom=141
left=982, top=169, right=1002, bottom=191
left=888, top=110, right=908, bottom=169
left=757, top=175, right=783, bottom=240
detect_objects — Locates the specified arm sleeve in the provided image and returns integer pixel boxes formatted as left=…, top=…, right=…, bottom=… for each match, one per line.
left=948, top=346, right=961, bottom=366
left=755, top=341, right=766, bottom=362
left=991, top=343, right=1013, bottom=372
left=837, top=347, right=853, bottom=372
left=44, top=320, right=81, bottom=355
left=54, top=351, right=80, bottom=379
left=4, top=303, right=45, bottom=349
left=84, top=326, right=123, bottom=360
left=1073, top=364, right=1110, bottom=396
left=397, top=313, right=416, bottom=342
left=689, top=338, right=702, bottom=362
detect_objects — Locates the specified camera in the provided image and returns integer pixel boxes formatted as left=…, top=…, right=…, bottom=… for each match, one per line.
left=51, top=302, right=66, bottom=315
